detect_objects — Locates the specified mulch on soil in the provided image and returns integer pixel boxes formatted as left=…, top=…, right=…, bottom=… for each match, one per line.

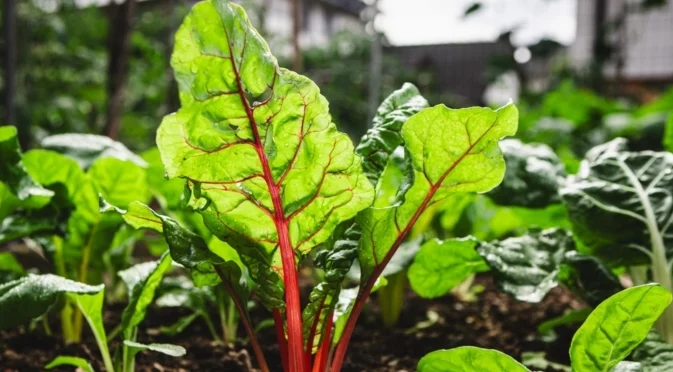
left=0, top=275, right=583, bottom=372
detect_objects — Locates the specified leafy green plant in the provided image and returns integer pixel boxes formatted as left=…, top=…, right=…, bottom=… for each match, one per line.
left=100, top=1, right=518, bottom=371
left=418, top=284, right=672, bottom=372
left=0, top=127, right=151, bottom=342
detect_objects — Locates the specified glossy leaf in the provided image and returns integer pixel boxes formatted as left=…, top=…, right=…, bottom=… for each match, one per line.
left=488, top=139, right=565, bottom=208
left=559, top=138, right=673, bottom=266
left=41, top=133, right=147, bottom=169
left=570, top=284, right=672, bottom=372
left=476, top=228, right=573, bottom=302
left=408, top=237, right=489, bottom=299
left=123, top=340, right=186, bottom=357
left=157, top=0, right=374, bottom=273
left=45, top=356, right=95, bottom=372
left=558, top=251, right=623, bottom=307
left=417, top=346, right=530, bottom=372
left=632, top=330, right=673, bottom=371
left=0, top=274, right=103, bottom=329
left=358, top=103, right=518, bottom=282
left=0, top=126, right=53, bottom=204
left=119, top=251, right=173, bottom=337
left=356, top=82, right=429, bottom=184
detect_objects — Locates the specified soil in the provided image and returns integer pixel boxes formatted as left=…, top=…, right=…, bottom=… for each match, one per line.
left=0, top=275, right=583, bottom=372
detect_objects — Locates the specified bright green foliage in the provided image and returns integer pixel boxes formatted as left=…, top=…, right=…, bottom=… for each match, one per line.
left=488, top=139, right=565, bottom=208
left=68, top=290, right=114, bottom=372
left=417, top=346, right=530, bottom=372
left=46, top=356, right=95, bottom=372
left=664, top=113, right=673, bottom=153
left=156, top=0, right=374, bottom=275
left=41, top=133, right=147, bottom=170
left=119, top=252, right=173, bottom=338
left=570, top=284, right=672, bottom=372
left=356, top=82, right=429, bottom=184
left=142, top=147, right=184, bottom=210
left=0, top=274, right=103, bottom=329
left=476, top=228, right=574, bottom=302
left=123, top=341, right=186, bottom=357
left=0, top=126, right=53, bottom=204
left=358, top=103, right=518, bottom=282
left=408, top=237, right=489, bottom=299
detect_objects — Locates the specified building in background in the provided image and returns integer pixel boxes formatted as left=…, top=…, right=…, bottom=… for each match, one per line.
left=569, top=0, right=673, bottom=95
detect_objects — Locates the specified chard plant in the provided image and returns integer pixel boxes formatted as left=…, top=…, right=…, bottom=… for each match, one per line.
left=105, top=1, right=518, bottom=371
left=418, top=284, right=673, bottom=372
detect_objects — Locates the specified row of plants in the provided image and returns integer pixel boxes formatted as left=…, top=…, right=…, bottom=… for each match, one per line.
left=2, top=0, right=673, bottom=370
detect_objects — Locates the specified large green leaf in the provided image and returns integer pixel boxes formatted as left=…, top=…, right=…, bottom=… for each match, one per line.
left=0, top=126, right=53, bottom=204
left=488, top=139, right=565, bottom=208
left=157, top=0, right=374, bottom=282
left=358, top=103, right=518, bottom=282
left=476, top=228, right=574, bottom=303
left=560, top=138, right=673, bottom=267
left=417, top=346, right=530, bottom=372
left=88, top=157, right=149, bottom=208
left=119, top=251, right=173, bottom=337
left=0, top=274, right=103, bottom=329
left=570, top=284, right=672, bottom=372
left=356, top=82, right=429, bottom=184
left=632, top=330, right=673, bottom=371
left=408, top=237, right=489, bottom=299
left=41, top=133, right=147, bottom=170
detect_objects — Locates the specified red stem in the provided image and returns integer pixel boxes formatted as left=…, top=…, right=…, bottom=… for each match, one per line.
left=273, top=309, right=289, bottom=372
left=216, top=268, right=270, bottom=372
left=225, top=30, right=306, bottom=372
left=312, top=313, right=333, bottom=372
left=305, top=297, right=326, bottom=364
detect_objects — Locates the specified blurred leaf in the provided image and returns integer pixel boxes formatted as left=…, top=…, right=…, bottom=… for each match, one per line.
left=45, top=356, right=95, bottom=372
left=418, top=346, right=529, bottom=371
left=463, top=2, right=483, bottom=18
left=123, top=340, right=186, bottom=357
left=41, top=133, right=147, bottom=170
left=0, top=126, right=53, bottom=204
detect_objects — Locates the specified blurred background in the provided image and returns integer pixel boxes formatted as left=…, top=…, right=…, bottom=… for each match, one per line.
left=1, top=0, right=672, bottom=165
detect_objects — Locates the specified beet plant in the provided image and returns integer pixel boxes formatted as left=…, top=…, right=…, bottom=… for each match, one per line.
left=103, top=1, right=518, bottom=370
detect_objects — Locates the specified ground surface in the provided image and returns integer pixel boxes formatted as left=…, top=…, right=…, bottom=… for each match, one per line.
left=0, top=276, right=582, bottom=372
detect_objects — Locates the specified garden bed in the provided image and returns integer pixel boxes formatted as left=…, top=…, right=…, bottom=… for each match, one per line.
left=0, top=275, right=581, bottom=372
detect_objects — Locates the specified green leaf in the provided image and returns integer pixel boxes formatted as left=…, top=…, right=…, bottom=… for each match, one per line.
left=632, top=330, right=673, bottom=371
left=611, top=362, right=643, bottom=372
left=408, top=237, right=489, bottom=299
left=41, top=133, right=147, bottom=170
left=0, top=126, right=53, bottom=204
left=159, top=312, right=200, bottom=336
left=558, top=251, right=623, bottom=307
left=476, top=228, right=574, bottom=303
left=45, top=356, right=95, bottom=372
left=570, top=284, right=672, bottom=372
left=119, top=251, right=173, bottom=337
left=559, top=138, right=673, bottom=267
left=664, top=113, right=673, bottom=153
left=142, top=147, right=184, bottom=210
left=0, top=252, right=24, bottom=282
left=88, top=157, right=149, bottom=207
left=537, top=308, right=592, bottom=341
left=358, top=103, right=518, bottom=282
left=66, top=290, right=114, bottom=372
left=302, top=223, right=359, bottom=353
left=356, top=82, right=429, bottom=184
left=0, top=274, right=103, bottom=329
left=488, top=139, right=565, bottom=208
left=123, top=340, right=186, bottom=357
left=157, top=0, right=375, bottom=285
left=417, top=346, right=530, bottom=372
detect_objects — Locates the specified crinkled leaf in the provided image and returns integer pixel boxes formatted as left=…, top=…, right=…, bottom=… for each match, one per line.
left=0, top=126, right=53, bottom=204
left=632, top=330, right=673, bottom=371
left=417, top=346, right=530, bottom=372
left=123, top=340, right=186, bottom=357
left=356, top=82, right=429, bottom=184
left=157, top=0, right=375, bottom=297
left=0, top=274, right=103, bottom=329
left=119, top=251, right=173, bottom=337
left=477, top=228, right=573, bottom=303
left=302, top=223, right=359, bottom=353
left=560, top=138, right=673, bottom=266
left=358, top=103, right=518, bottom=282
left=570, top=284, right=672, bottom=372
left=558, top=251, right=623, bottom=307
left=45, top=356, right=95, bottom=372
left=611, top=362, right=643, bottom=372
left=408, top=237, right=489, bottom=299
left=488, top=139, right=565, bottom=208
left=41, top=133, right=147, bottom=170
